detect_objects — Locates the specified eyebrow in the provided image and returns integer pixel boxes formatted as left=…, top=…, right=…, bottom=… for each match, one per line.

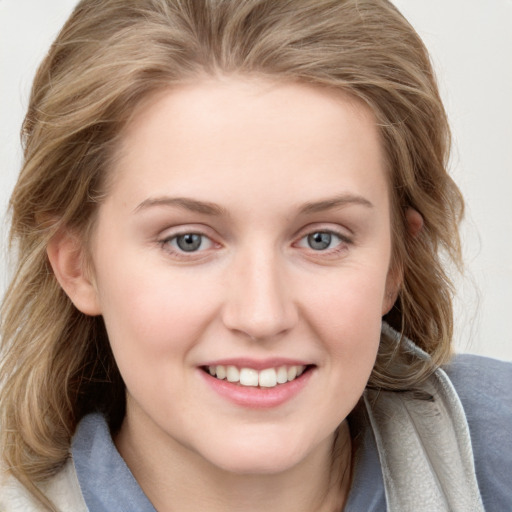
left=134, top=193, right=373, bottom=216
left=134, top=197, right=227, bottom=216
left=298, top=194, right=374, bottom=214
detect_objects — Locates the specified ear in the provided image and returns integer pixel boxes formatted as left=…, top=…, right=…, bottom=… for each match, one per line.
left=382, top=262, right=402, bottom=315
left=406, top=207, right=423, bottom=238
left=381, top=208, right=424, bottom=315
left=47, top=228, right=102, bottom=316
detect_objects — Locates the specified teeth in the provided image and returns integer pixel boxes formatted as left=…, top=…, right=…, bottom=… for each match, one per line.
left=226, top=366, right=239, bottom=382
left=216, top=365, right=226, bottom=380
left=276, top=366, right=288, bottom=384
left=240, top=368, right=259, bottom=386
left=207, top=364, right=308, bottom=388
left=259, top=368, right=277, bottom=388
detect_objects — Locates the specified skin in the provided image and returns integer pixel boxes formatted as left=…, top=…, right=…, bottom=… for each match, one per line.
left=49, top=76, right=401, bottom=511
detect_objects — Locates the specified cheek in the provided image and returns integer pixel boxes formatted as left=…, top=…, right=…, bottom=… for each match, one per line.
left=93, top=254, right=219, bottom=363
left=290, top=268, right=386, bottom=433
left=302, top=263, right=389, bottom=325
left=93, top=264, right=223, bottom=419
left=299, top=264, right=388, bottom=367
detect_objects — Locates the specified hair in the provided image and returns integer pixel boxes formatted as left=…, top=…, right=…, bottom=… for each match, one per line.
left=1, top=0, right=463, bottom=508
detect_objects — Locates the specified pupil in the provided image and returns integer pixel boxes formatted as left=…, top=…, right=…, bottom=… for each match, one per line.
left=308, top=232, right=331, bottom=250
left=177, top=234, right=202, bottom=252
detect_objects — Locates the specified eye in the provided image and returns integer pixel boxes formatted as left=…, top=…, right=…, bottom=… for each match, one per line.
left=297, top=231, right=347, bottom=251
left=164, top=233, right=213, bottom=253
left=307, top=232, right=335, bottom=250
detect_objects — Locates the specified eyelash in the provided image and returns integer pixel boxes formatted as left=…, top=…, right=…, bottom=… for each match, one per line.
left=295, top=230, right=352, bottom=254
left=158, top=228, right=353, bottom=259
left=159, top=232, right=215, bottom=259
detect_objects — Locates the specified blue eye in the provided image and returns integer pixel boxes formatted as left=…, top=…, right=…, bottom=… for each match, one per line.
left=308, top=232, right=333, bottom=250
left=176, top=234, right=203, bottom=252
left=298, top=231, right=345, bottom=251
left=166, top=233, right=212, bottom=253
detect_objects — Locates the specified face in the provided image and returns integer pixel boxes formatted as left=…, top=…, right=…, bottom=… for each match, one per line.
left=85, top=77, right=397, bottom=475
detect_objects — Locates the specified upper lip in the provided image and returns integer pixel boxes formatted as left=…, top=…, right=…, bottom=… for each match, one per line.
left=199, top=358, right=313, bottom=371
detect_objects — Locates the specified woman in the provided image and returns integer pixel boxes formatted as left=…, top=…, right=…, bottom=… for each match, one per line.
left=1, top=0, right=510, bottom=510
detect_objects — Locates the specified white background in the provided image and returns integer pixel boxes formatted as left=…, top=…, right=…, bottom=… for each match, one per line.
left=1, top=1, right=511, bottom=361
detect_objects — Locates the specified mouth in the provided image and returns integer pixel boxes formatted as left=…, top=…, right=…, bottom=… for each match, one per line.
left=201, top=364, right=314, bottom=389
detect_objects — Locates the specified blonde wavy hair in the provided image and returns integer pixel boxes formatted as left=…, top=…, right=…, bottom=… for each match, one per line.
left=1, top=0, right=463, bottom=508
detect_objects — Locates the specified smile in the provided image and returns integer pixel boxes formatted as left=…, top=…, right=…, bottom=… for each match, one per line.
left=205, top=365, right=309, bottom=388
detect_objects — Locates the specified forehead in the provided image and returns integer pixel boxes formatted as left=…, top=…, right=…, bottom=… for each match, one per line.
left=107, top=77, right=389, bottom=215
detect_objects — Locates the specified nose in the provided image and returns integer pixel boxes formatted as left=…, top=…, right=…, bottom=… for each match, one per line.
left=221, top=247, right=298, bottom=341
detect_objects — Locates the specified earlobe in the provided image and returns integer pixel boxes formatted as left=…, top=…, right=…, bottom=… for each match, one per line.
left=382, top=281, right=400, bottom=315
left=406, top=208, right=423, bottom=238
left=382, top=262, right=402, bottom=315
left=381, top=208, right=422, bottom=315
left=47, top=229, right=101, bottom=316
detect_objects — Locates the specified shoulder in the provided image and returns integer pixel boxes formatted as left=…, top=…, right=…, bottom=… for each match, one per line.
left=0, top=458, right=88, bottom=512
left=443, top=354, right=512, bottom=510
left=0, top=468, right=44, bottom=512
left=443, top=353, right=512, bottom=426
left=444, top=352, right=512, bottom=394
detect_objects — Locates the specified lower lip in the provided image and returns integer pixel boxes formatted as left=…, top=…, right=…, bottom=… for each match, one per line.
left=199, top=368, right=313, bottom=409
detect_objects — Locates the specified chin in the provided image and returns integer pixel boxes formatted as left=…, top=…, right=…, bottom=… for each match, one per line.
left=210, top=451, right=303, bottom=476
left=195, top=429, right=321, bottom=476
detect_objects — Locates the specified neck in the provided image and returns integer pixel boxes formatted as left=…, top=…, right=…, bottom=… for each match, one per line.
left=115, top=407, right=352, bottom=512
